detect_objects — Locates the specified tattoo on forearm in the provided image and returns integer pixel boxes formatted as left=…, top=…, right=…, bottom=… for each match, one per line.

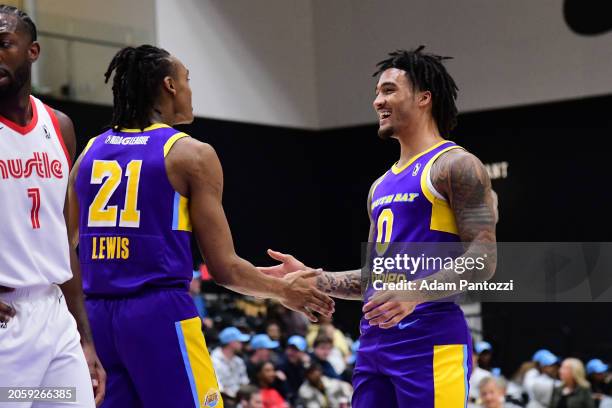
left=316, top=271, right=363, bottom=300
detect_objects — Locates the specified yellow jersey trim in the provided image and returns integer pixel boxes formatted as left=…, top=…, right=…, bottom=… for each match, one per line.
left=370, top=173, right=388, bottom=204
left=172, top=192, right=192, bottom=232
left=420, top=145, right=463, bottom=235
left=163, top=132, right=190, bottom=157
left=81, top=137, right=98, bottom=156
left=391, top=140, right=448, bottom=175
left=118, top=123, right=171, bottom=133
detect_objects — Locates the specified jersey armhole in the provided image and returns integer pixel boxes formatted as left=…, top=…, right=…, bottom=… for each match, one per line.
left=43, top=104, right=72, bottom=170
left=426, top=164, right=448, bottom=202
left=420, top=146, right=464, bottom=204
left=163, top=132, right=190, bottom=157
left=81, top=137, right=98, bottom=157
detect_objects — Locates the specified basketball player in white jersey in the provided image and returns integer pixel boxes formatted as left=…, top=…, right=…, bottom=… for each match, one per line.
left=0, top=6, right=105, bottom=407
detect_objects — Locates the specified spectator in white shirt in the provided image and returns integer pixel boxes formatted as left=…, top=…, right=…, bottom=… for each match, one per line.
left=524, top=349, right=560, bottom=408
left=470, top=341, right=494, bottom=403
left=211, top=326, right=251, bottom=398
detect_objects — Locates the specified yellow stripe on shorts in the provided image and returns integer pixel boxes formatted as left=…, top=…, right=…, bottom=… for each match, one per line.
left=175, top=317, right=224, bottom=408
left=433, top=344, right=468, bottom=408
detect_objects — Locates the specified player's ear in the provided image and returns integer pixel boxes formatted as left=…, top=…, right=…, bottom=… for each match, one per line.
left=162, top=76, right=177, bottom=96
left=27, top=41, right=40, bottom=63
left=418, top=90, right=432, bottom=107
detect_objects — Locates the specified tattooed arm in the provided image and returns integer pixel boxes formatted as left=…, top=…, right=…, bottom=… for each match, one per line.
left=375, top=149, right=497, bottom=304
left=260, top=176, right=385, bottom=300
left=312, top=177, right=384, bottom=300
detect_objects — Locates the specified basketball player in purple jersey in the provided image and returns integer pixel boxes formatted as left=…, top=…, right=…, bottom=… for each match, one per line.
left=67, top=45, right=334, bottom=408
left=0, top=6, right=105, bottom=406
left=260, top=47, right=497, bottom=407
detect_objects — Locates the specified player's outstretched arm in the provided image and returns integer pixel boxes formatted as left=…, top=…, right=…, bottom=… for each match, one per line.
left=167, top=138, right=334, bottom=321
left=259, top=176, right=393, bottom=301
left=58, top=110, right=106, bottom=406
left=259, top=249, right=364, bottom=300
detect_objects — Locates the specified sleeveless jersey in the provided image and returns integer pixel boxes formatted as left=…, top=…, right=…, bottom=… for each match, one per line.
left=366, top=140, right=464, bottom=311
left=75, top=123, right=193, bottom=296
left=0, top=96, right=73, bottom=288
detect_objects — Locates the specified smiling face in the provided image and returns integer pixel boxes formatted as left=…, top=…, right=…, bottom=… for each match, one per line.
left=0, top=13, right=39, bottom=98
left=373, top=68, right=431, bottom=140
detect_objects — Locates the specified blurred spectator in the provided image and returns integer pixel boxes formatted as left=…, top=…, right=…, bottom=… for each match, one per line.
left=477, top=341, right=494, bottom=370
left=190, top=270, right=213, bottom=329
left=247, top=334, right=281, bottom=381
left=278, top=335, right=310, bottom=404
left=266, top=321, right=282, bottom=342
left=524, top=349, right=560, bottom=408
left=211, top=327, right=251, bottom=399
left=236, top=385, right=263, bottom=408
left=307, top=316, right=350, bottom=358
left=254, top=362, right=289, bottom=408
left=507, top=361, right=535, bottom=407
left=600, top=398, right=612, bottom=408
left=550, top=358, right=594, bottom=408
left=267, top=302, right=309, bottom=337
left=470, top=341, right=493, bottom=403
left=311, top=336, right=341, bottom=380
left=587, top=359, right=611, bottom=406
left=307, top=316, right=350, bottom=377
left=479, top=376, right=522, bottom=408
left=298, top=363, right=353, bottom=408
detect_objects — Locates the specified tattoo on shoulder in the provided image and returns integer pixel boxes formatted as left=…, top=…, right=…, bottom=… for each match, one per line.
left=431, top=150, right=496, bottom=242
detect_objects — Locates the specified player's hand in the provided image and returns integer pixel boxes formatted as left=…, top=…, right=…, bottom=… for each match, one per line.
left=258, top=249, right=306, bottom=277
left=280, top=269, right=334, bottom=322
left=82, top=341, right=106, bottom=406
left=363, top=299, right=418, bottom=329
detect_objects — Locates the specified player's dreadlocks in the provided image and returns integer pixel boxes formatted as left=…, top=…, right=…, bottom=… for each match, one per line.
left=374, top=46, right=458, bottom=137
left=0, top=5, right=37, bottom=41
left=104, top=45, right=174, bottom=130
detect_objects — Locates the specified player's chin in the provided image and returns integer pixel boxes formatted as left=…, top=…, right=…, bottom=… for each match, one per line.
left=377, top=124, right=393, bottom=140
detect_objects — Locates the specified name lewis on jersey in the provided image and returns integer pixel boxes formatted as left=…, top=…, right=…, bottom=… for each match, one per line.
left=0, top=152, right=63, bottom=180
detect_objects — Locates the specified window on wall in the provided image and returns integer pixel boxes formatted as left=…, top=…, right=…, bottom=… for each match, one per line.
left=25, top=0, right=156, bottom=105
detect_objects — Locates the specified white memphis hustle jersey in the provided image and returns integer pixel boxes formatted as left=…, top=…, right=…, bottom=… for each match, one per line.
left=0, top=96, right=72, bottom=288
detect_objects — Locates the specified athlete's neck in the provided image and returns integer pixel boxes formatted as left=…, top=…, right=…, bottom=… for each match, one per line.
left=0, top=86, right=32, bottom=126
left=394, top=118, right=444, bottom=168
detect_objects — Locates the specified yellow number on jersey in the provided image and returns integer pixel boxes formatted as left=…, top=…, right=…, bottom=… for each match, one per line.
left=88, top=160, right=142, bottom=227
left=119, top=160, right=142, bottom=227
left=376, top=208, right=394, bottom=255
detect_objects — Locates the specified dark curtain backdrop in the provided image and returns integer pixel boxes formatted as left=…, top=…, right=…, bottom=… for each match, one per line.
left=40, top=93, right=612, bottom=376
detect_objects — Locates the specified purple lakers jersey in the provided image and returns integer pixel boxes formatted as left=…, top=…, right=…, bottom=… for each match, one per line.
left=366, top=140, right=463, bottom=310
left=75, top=123, right=193, bottom=296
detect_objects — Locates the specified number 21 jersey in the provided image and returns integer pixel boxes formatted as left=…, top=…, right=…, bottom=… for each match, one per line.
left=75, top=123, right=193, bottom=296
